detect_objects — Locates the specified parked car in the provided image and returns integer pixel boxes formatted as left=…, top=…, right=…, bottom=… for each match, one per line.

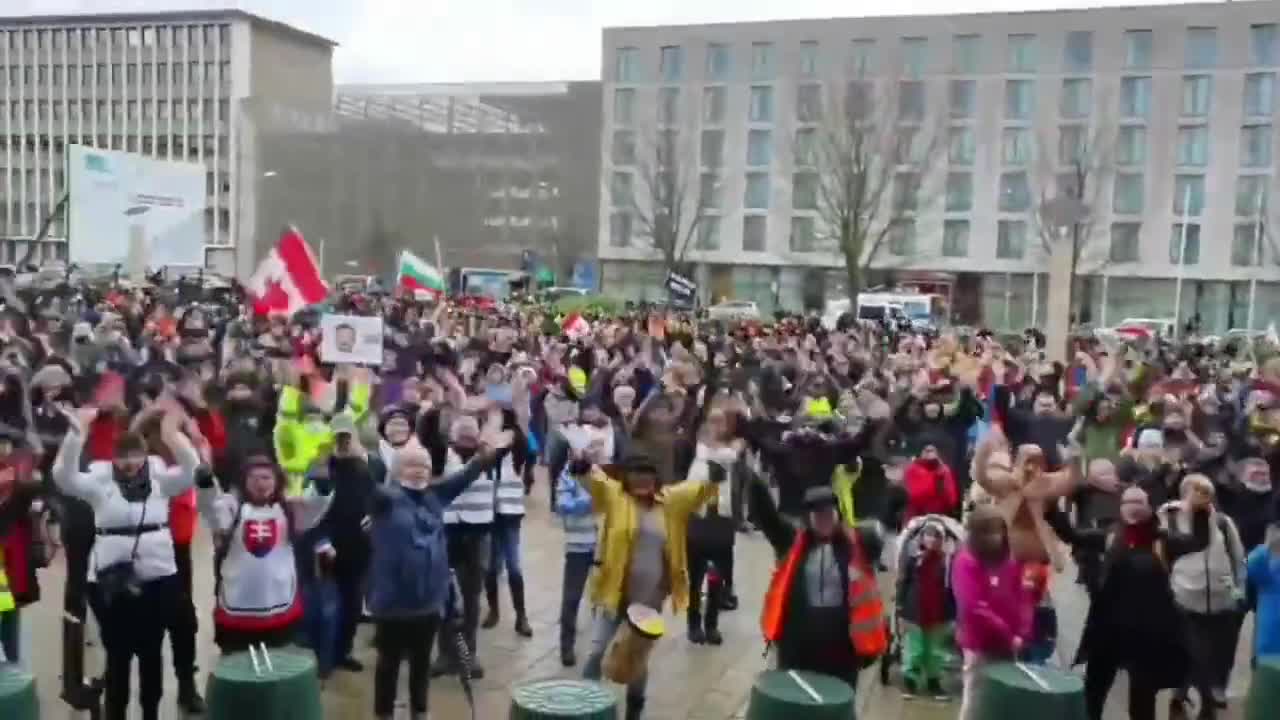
left=707, top=300, right=761, bottom=322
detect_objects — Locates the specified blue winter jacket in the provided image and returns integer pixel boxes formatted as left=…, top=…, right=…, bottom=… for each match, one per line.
left=1246, top=544, right=1280, bottom=658
left=365, top=458, right=488, bottom=618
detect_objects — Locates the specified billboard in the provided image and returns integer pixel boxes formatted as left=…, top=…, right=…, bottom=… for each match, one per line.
left=67, top=144, right=207, bottom=269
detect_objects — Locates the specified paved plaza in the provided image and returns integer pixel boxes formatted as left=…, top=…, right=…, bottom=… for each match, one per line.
left=21, top=492, right=1253, bottom=719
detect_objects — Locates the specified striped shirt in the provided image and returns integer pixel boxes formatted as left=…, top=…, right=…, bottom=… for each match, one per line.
left=441, top=448, right=495, bottom=525
left=555, top=467, right=597, bottom=555
left=493, top=454, right=525, bottom=517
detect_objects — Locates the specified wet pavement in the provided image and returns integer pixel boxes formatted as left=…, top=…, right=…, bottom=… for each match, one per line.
left=20, top=492, right=1252, bottom=719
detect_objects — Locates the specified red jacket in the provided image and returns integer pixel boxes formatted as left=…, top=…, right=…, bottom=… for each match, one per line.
left=85, top=414, right=127, bottom=463
left=903, top=459, right=958, bottom=520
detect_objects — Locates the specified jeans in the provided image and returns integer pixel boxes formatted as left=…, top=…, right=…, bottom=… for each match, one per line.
left=300, top=577, right=341, bottom=676
left=374, top=615, right=440, bottom=717
left=958, top=650, right=993, bottom=720
left=89, top=574, right=180, bottom=720
left=332, top=541, right=369, bottom=663
left=582, top=610, right=647, bottom=704
left=559, top=552, right=593, bottom=653
left=485, top=514, right=525, bottom=615
left=0, top=610, right=18, bottom=663
left=1021, top=604, right=1058, bottom=665
left=437, top=524, right=490, bottom=665
left=903, top=623, right=949, bottom=685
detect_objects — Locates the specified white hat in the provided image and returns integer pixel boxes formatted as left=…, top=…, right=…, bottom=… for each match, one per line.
left=1135, top=428, right=1164, bottom=450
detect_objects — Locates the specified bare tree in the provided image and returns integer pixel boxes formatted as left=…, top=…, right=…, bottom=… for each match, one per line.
left=1029, top=115, right=1116, bottom=324
left=796, top=79, right=945, bottom=299
left=611, top=128, right=711, bottom=276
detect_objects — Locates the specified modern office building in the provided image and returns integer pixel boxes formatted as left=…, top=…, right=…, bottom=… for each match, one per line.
left=599, top=1, right=1280, bottom=331
left=0, top=9, right=335, bottom=276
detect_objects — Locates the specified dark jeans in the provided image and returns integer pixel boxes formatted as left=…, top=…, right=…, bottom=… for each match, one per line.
left=168, top=542, right=198, bottom=683
left=1084, top=651, right=1159, bottom=720
left=374, top=615, right=440, bottom=717
left=0, top=609, right=18, bottom=662
left=89, top=574, right=180, bottom=720
left=1184, top=610, right=1240, bottom=714
left=559, top=552, right=593, bottom=652
left=437, top=523, right=489, bottom=665
left=687, top=543, right=732, bottom=620
left=485, top=514, right=525, bottom=615
left=333, top=542, right=369, bottom=663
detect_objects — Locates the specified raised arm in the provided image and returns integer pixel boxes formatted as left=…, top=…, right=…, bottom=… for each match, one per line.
left=746, top=472, right=796, bottom=556
left=154, top=409, right=201, bottom=498
left=51, top=408, right=109, bottom=507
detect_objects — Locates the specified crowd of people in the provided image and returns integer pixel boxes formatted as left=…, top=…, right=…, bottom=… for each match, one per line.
left=0, top=281, right=1277, bottom=720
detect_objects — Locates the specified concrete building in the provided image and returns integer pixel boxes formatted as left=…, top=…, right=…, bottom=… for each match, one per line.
left=599, top=1, right=1280, bottom=332
left=0, top=9, right=335, bottom=277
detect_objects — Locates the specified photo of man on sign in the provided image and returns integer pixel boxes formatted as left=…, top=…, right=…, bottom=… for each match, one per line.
left=319, top=314, right=383, bottom=366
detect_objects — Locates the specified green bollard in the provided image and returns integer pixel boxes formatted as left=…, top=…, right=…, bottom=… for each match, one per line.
left=0, top=664, right=38, bottom=720
left=745, top=670, right=855, bottom=720
left=971, top=662, right=1087, bottom=720
left=509, top=678, right=617, bottom=720
left=1246, top=656, right=1280, bottom=720
left=205, top=649, right=323, bottom=720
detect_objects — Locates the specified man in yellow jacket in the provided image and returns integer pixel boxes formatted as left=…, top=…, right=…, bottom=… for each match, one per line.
left=575, top=453, right=723, bottom=720
left=274, top=375, right=371, bottom=497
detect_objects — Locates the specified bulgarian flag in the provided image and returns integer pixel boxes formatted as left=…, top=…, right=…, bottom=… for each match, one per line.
left=245, top=226, right=328, bottom=317
left=397, top=250, right=445, bottom=296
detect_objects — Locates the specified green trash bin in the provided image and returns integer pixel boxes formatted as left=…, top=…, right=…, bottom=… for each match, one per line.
left=1246, top=656, right=1280, bottom=720
left=0, top=664, right=38, bottom=720
left=205, top=649, right=323, bottom=720
left=745, top=670, right=855, bottom=720
left=972, top=662, right=1087, bottom=720
left=509, top=679, right=617, bottom=720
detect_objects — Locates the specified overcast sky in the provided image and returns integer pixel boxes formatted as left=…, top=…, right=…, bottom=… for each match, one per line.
left=12, top=0, right=1201, bottom=83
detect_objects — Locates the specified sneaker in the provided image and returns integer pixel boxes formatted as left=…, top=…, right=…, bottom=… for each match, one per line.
left=705, top=628, right=723, bottom=646
left=560, top=648, right=577, bottom=667
left=338, top=657, right=365, bottom=672
left=926, top=679, right=947, bottom=702
left=902, top=678, right=918, bottom=699
left=688, top=624, right=706, bottom=644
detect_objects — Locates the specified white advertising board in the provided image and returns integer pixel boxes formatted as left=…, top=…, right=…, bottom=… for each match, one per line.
left=67, top=144, right=207, bottom=268
left=319, top=314, right=384, bottom=366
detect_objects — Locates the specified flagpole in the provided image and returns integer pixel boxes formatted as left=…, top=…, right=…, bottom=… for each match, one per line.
left=1101, top=268, right=1109, bottom=328
left=1173, top=183, right=1191, bottom=336
left=1249, top=193, right=1264, bottom=330
left=1031, top=271, right=1039, bottom=327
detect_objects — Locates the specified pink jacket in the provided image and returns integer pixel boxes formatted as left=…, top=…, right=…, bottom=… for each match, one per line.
left=952, top=547, right=1033, bottom=657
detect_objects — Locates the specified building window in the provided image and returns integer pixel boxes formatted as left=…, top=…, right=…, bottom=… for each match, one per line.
left=1185, top=27, right=1217, bottom=69
left=747, top=129, right=772, bottom=166
left=749, top=86, right=774, bottom=122
left=1177, top=126, right=1209, bottom=166
left=1242, top=125, right=1273, bottom=168
left=999, top=171, right=1031, bottom=212
left=702, top=86, right=726, bottom=125
left=609, top=212, right=632, bottom=247
left=1233, top=224, right=1263, bottom=266
left=902, top=37, right=927, bottom=78
left=1113, top=173, right=1145, bottom=214
left=795, top=128, right=818, bottom=167
left=942, top=220, right=970, bottom=257
left=660, top=46, right=684, bottom=83
left=949, top=126, right=976, bottom=165
left=1059, top=125, right=1086, bottom=165
left=656, top=130, right=678, bottom=166
left=997, top=220, right=1027, bottom=259
left=1237, top=175, right=1269, bottom=215
left=1245, top=73, right=1275, bottom=117
left=700, top=129, right=724, bottom=168
left=610, top=171, right=633, bottom=207
left=751, top=42, right=775, bottom=80
left=658, top=87, right=679, bottom=126
left=793, top=172, right=819, bottom=210
left=1001, top=127, right=1031, bottom=165
left=1117, top=126, right=1147, bottom=165
left=1060, top=78, right=1092, bottom=118
left=1121, top=76, right=1151, bottom=118
left=1174, top=174, right=1206, bottom=216
left=1170, top=223, right=1201, bottom=264
left=1007, top=34, right=1037, bottom=73
left=799, top=41, right=819, bottom=77
left=1124, top=29, right=1152, bottom=70
left=706, top=43, right=730, bottom=81
left=946, top=172, right=973, bottom=212
left=1064, top=31, right=1093, bottom=72
left=1110, top=223, right=1141, bottom=262
left=1252, top=24, right=1277, bottom=66
left=1005, top=80, right=1034, bottom=120
left=127, top=28, right=140, bottom=47
left=745, top=172, right=770, bottom=209
left=898, top=81, right=925, bottom=121
left=888, top=221, right=916, bottom=256
left=695, top=216, right=721, bottom=250
left=699, top=173, right=722, bottom=209
left=615, top=47, right=640, bottom=82
left=893, top=172, right=921, bottom=212
left=790, top=216, right=816, bottom=252
left=896, top=127, right=925, bottom=164
left=845, top=80, right=872, bottom=120
left=743, top=216, right=767, bottom=251
left=850, top=38, right=875, bottom=78
left=953, top=34, right=980, bottom=74
left=613, top=89, right=635, bottom=125
left=142, top=27, right=154, bottom=46
left=611, top=130, right=636, bottom=165
left=796, top=84, right=822, bottom=123
left=949, top=79, right=976, bottom=118
left=1181, top=75, right=1212, bottom=116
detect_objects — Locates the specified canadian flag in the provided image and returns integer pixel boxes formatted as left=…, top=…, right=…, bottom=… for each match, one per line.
left=245, top=226, right=328, bottom=316
left=562, top=312, right=591, bottom=339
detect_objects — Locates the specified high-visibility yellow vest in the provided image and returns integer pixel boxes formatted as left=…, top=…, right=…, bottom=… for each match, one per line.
left=0, top=545, right=15, bottom=613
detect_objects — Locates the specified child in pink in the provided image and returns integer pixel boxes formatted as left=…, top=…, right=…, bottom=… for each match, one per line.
left=953, top=505, right=1033, bottom=720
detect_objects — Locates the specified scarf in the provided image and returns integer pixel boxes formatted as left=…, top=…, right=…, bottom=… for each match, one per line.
left=114, top=462, right=153, bottom=502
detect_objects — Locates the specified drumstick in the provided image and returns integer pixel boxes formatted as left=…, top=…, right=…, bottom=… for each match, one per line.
left=1015, top=661, right=1051, bottom=691
left=248, top=644, right=262, bottom=676
left=787, top=670, right=823, bottom=703
left=259, top=643, right=274, bottom=672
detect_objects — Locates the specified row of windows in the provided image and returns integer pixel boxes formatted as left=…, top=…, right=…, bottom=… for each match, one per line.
left=619, top=25, right=1279, bottom=83
left=2, top=25, right=230, bottom=52
left=608, top=210, right=1263, bottom=268
left=1, top=61, right=231, bottom=89
left=1, top=99, right=230, bottom=123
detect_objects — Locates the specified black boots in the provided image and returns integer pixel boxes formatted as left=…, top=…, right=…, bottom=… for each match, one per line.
left=511, top=575, right=533, bottom=638
left=482, top=573, right=500, bottom=629
left=60, top=617, right=102, bottom=713
left=704, top=573, right=724, bottom=645
left=177, top=674, right=206, bottom=714
left=687, top=611, right=706, bottom=644
left=625, top=695, right=646, bottom=720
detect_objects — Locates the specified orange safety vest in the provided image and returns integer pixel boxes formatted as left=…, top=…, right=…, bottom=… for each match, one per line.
left=760, top=528, right=888, bottom=660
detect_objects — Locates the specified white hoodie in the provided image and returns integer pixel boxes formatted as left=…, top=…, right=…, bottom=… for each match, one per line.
left=1161, top=500, right=1247, bottom=614
left=686, top=442, right=740, bottom=516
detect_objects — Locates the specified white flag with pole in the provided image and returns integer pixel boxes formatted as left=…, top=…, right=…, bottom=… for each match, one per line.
left=1248, top=193, right=1265, bottom=331
left=1173, top=183, right=1191, bottom=337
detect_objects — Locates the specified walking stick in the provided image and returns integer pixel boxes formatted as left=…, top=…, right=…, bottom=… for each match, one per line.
left=444, top=569, right=477, bottom=720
